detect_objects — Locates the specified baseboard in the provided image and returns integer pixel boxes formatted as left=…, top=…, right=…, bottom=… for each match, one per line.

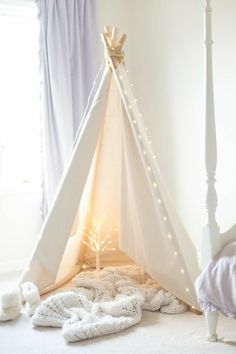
left=0, top=258, right=28, bottom=274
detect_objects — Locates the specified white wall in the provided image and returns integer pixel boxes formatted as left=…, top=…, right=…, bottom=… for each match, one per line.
left=97, top=0, right=236, bottom=256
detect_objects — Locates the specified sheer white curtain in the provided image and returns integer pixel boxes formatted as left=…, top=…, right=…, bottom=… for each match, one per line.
left=0, top=0, right=42, bottom=273
left=38, top=0, right=100, bottom=215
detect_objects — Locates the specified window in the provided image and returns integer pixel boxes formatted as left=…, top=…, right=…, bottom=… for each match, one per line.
left=0, top=0, right=42, bottom=272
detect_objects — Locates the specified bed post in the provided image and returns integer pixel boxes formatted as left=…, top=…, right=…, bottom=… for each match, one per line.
left=202, top=0, right=221, bottom=269
left=202, top=0, right=220, bottom=342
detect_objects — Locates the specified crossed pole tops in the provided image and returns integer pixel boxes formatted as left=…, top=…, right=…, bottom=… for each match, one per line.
left=101, top=26, right=127, bottom=69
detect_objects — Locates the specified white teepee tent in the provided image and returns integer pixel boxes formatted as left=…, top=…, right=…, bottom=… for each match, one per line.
left=20, top=28, right=200, bottom=309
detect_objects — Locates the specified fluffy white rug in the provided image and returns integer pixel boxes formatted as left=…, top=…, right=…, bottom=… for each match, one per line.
left=32, top=265, right=187, bottom=342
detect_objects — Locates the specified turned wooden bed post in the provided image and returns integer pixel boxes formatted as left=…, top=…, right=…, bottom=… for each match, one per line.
left=202, top=0, right=221, bottom=269
left=202, top=0, right=221, bottom=341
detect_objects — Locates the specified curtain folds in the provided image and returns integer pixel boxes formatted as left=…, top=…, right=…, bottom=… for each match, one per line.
left=38, top=0, right=100, bottom=215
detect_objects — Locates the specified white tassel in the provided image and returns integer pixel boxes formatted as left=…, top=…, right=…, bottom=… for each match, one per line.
left=0, top=287, right=22, bottom=322
left=22, top=282, right=41, bottom=316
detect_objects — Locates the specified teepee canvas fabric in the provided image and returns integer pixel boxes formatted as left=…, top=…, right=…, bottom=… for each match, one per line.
left=20, top=29, right=200, bottom=309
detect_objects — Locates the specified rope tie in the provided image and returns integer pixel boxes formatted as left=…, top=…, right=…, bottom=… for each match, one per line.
left=104, top=46, right=125, bottom=66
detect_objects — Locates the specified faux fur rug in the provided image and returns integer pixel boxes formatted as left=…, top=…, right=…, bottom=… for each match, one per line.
left=32, top=265, right=187, bottom=342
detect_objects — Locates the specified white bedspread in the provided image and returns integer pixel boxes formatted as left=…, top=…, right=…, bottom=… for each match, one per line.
left=32, top=265, right=187, bottom=342
left=196, top=241, right=236, bottom=318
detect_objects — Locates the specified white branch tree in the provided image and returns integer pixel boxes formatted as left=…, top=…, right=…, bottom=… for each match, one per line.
left=80, top=215, right=118, bottom=271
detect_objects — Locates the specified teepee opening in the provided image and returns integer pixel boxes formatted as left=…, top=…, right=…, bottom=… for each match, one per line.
left=57, top=73, right=132, bottom=283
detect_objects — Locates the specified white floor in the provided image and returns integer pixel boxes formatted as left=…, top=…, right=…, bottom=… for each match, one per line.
left=0, top=273, right=235, bottom=354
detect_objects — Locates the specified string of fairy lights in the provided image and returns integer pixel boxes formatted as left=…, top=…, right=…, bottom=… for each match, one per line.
left=114, top=63, right=191, bottom=295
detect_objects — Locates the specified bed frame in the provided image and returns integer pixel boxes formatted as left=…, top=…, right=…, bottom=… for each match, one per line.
left=202, top=0, right=236, bottom=342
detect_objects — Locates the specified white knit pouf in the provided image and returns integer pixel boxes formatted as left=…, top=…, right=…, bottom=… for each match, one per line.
left=22, top=282, right=41, bottom=316
left=0, top=287, right=22, bottom=322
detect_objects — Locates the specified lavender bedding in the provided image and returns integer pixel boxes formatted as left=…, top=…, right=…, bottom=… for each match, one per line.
left=195, top=241, right=236, bottom=318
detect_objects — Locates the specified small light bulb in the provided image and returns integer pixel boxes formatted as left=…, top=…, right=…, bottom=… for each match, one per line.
left=143, top=150, right=146, bottom=155
left=186, top=288, right=190, bottom=292
left=131, top=83, right=134, bottom=87
left=147, top=166, right=151, bottom=172
left=153, top=182, right=157, bottom=188
left=163, top=216, right=167, bottom=221
left=119, top=75, right=123, bottom=80
left=174, top=251, right=178, bottom=256
left=133, top=119, right=136, bottom=124
left=145, top=127, right=148, bottom=131
left=138, top=135, right=142, bottom=139
left=126, top=69, right=129, bottom=73
left=26, top=266, right=30, bottom=272
left=158, top=199, right=162, bottom=204
left=168, top=233, right=172, bottom=239
left=128, top=105, right=132, bottom=110
left=181, top=268, right=185, bottom=274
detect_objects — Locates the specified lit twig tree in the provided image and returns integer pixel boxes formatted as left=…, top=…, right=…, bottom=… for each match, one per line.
left=80, top=215, right=118, bottom=271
